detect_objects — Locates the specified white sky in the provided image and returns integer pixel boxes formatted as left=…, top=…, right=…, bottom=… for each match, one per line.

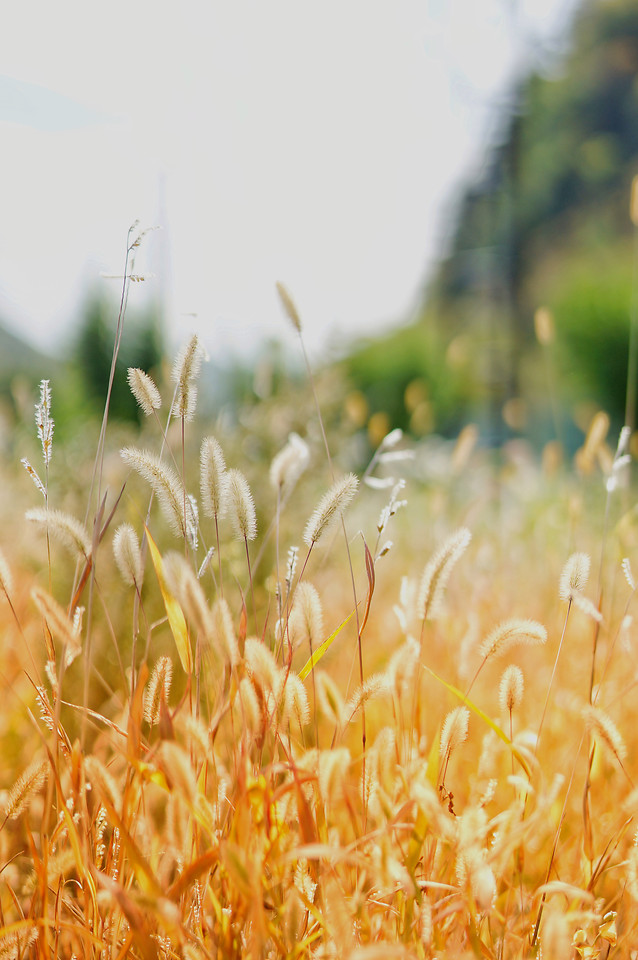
left=0, top=0, right=580, bottom=363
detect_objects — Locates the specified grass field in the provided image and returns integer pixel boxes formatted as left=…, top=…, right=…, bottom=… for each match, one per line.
left=0, top=269, right=637, bottom=958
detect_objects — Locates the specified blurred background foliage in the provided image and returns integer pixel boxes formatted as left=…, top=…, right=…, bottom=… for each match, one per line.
left=342, top=0, right=638, bottom=448
left=1, top=0, right=638, bottom=458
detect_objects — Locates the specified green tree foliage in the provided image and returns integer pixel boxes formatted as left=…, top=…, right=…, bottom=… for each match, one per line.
left=72, top=291, right=164, bottom=423
left=346, top=0, right=638, bottom=439
left=435, top=0, right=638, bottom=425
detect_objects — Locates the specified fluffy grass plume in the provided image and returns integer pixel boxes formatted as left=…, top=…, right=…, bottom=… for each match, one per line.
left=276, top=280, right=302, bottom=332
left=120, top=446, right=187, bottom=538
left=171, top=333, right=205, bottom=421
left=35, top=378, right=54, bottom=465
left=26, top=507, right=91, bottom=559
left=3, top=759, right=48, bottom=820
left=582, top=704, right=627, bottom=763
left=112, top=522, right=143, bottom=588
left=144, top=655, right=173, bottom=725
left=226, top=468, right=257, bottom=541
left=559, top=551, right=591, bottom=601
left=303, top=472, right=358, bottom=546
left=440, top=705, right=470, bottom=758
left=127, top=366, right=162, bottom=416
left=499, top=663, right=524, bottom=713
left=0, top=547, right=13, bottom=596
left=478, top=618, right=547, bottom=661
left=200, top=436, right=228, bottom=519
left=270, top=431, right=310, bottom=495
left=31, top=586, right=81, bottom=656
left=417, top=526, right=471, bottom=621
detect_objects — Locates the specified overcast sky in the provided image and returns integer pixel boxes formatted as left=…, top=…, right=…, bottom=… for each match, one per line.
left=0, top=0, right=580, bottom=363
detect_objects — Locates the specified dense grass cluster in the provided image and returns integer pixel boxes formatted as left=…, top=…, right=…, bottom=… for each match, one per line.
left=1, top=274, right=638, bottom=958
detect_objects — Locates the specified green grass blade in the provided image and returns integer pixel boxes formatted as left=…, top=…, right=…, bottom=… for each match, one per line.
left=299, top=610, right=355, bottom=680
left=423, top=665, right=532, bottom=779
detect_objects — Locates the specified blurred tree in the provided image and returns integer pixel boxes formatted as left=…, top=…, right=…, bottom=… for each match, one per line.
left=432, top=0, right=638, bottom=430
left=71, top=290, right=164, bottom=423
left=344, top=0, right=638, bottom=443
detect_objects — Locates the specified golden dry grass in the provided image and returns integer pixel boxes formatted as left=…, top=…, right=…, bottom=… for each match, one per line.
left=0, top=333, right=638, bottom=959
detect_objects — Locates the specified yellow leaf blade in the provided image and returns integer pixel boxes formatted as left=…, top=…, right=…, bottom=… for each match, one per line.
left=424, top=665, right=532, bottom=779
left=146, top=526, right=192, bottom=673
left=299, top=610, right=355, bottom=680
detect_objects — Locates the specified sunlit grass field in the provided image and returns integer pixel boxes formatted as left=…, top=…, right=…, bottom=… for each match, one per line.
left=1, top=268, right=638, bottom=957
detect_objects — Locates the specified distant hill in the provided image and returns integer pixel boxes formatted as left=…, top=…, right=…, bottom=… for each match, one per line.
left=0, top=321, right=56, bottom=388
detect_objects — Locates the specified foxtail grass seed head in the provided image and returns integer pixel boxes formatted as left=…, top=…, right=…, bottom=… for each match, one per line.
left=144, top=656, right=173, bottom=725
left=559, top=552, right=591, bottom=601
left=185, top=493, right=199, bottom=552
left=211, top=597, right=239, bottom=664
left=318, top=747, right=351, bottom=804
left=289, top=582, right=323, bottom=650
left=345, top=673, right=388, bottom=720
left=387, top=637, right=419, bottom=700
left=377, top=480, right=407, bottom=534
left=451, top=423, right=479, bottom=475
left=534, top=306, right=555, bottom=346
left=417, top=527, right=471, bottom=621
left=316, top=670, right=345, bottom=726
left=200, top=436, right=227, bottom=519
left=238, top=677, right=262, bottom=735
left=582, top=704, right=627, bottom=762
left=419, top=900, right=433, bottom=948
left=35, top=378, right=53, bottom=466
left=628, top=834, right=638, bottom=900
left=623, top=558, right=636, bottom=591
left=282, top=671, right=310, bottom=727
left=157, top=741, right=197, bottom=800
left=499, top=664, right=524, bottom=714
left=571, top=592, right=603, bottom=622
left=0, top=548, right=13, bottom=597
left=112, top=523, right=143, bottom=589
left=197, top=546, right=215, bottom=579
left=0, top=925, right=39, bottom=958
left=26, top=507, right=92, bottom=559
left=244, top=637, right=280, bottom=694
left=617, top=423, right=632, bottom=458
left=270, top=432, right=310, bottom=495
left=21, top=457, right=46, bottom=498
left=606, top=427, right=632, bottom=492
left=379, top=427, right=403, bottom=450
left=303, top=473, right=359, bottom=547
left=226, top=469, right=257, bottom=541
left=286, top=545, right=299, bottom=588
left=127, top=367, right=161, bottom=416
left=121, top=447, right=187, bottom=539
left=164, top=552, right=213, bottom=641
left=171, top=333, right=206, bottom=421
left=32, top=586, right=82, bottom=665
left=441, top=705, right=470, bottom=759
left=577, top=411, right=610, bottom=474
left=276, top=281, right=302, bottom=332
left=3, top=759, right=48, bottom=820
left=478, top=618, right=547, bottom=661
left=470, top=859, right=497, bottom=913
